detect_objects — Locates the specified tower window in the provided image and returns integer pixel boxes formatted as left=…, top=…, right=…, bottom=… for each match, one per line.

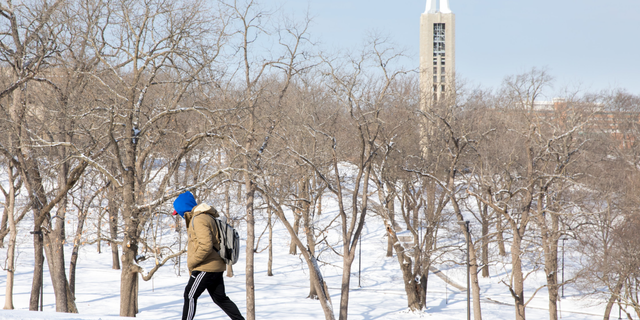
left=433, top=75, right=437, bottom=83
left=441, top=85, right=445, bottom=92
left=441, top=57, right=445, bottom=65
left=433, top=23, right=445, bottom=56
left=441, top=67, right=445, bottom=73
left=433, top=67, right=437, bottom=73
left=433, top=57, right=437, bottom=65
left=433, top=23, right=445, bottom=41
left=441, top=75, right=446, bottom=82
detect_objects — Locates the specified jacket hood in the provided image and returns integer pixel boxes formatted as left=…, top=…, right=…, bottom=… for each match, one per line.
left=184, top=203, right=219, bottom=235
left=192, top=203, right=219, bottom=218
left=173, top=191, right=197, bottom=218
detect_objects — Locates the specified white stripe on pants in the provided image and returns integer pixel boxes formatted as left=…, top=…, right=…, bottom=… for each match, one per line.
left=186, top=271, right=206, bottom=320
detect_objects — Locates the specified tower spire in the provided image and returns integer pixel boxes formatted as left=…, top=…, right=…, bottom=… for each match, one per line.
left=440, top=0, right=452, bottom=13
left=425, top=0, right=436, bottom=14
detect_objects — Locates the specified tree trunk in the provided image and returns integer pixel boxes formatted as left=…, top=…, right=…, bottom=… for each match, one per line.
left=25, top=166, right=48, bottom=312
left=39, top=157, right=76, bottom=313
left=70, top=209, right=89, bottom=296
left=41, top=217, right=75, bottom=313
left=468, top=236, right=483, bottom=320
left=119, top=99, right=141, bottom=316
left=272, top=204, right=335, bottom=319
left=267, top=201, right=273, bottom=277
left=512, top=231, right=526, bottom=320
left=53, top=178, right=69, bottom=312
left=337, top=164, right=372, bottom=320
left=419, top=272, right=428, bottom=309
left=480, top=203, right=490, bottom=278
left=44, top=234, right=70, bottom=312
left=308, top=255, right=335, bottom=320
left=245, top=179, right=256, bottom=320
left=97, top=210, right=102, bottom=254
left=377, top=181, right=427, bottom=311
left=42, top=231, right=77, bottom=312
left=451, top=193, right=482, bottom=320
left=496, top=212, right=506, bottom=257
left=120, top=237, right=139, bottom=316
left=3, top=171, right=17, bottom=310
left=388, top=223, right=424, bottom=311
left=108, top=185, right=120, bottom=270
left=543, top=234, right=559, bottom=320
left=603, top=279, right=624, bottom=320
left=398, top=250, right=423, bottom=310
left=120, top=216, right=139, bottom=317
left=302, top=180, right=318, bottom=299
left=29, top=232, right=44, bottom=311
left=289, top=211, right=301, bottom=255
left=0, top=207, right=7, bottom=248
left=411, top=197, right=419, bottom=231
left=120, top=264, right=139, bottom=317
left=120, top=168, right=139, bottom=317
left=9, top=87, right=43, bottom=312
left=3, top=218, right=17, bottom=310
left=537, top=199, right=560, bottom=320
left=338, top=237, right=359, bottom=320
left=386, top=196, right=394, bottom=257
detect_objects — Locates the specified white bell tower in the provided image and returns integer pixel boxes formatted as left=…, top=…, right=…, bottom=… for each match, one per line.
left=420, top=0, right=455, bottom=102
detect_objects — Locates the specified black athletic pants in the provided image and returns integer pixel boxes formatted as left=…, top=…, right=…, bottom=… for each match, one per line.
left=182, top=271, right=244, bottom=320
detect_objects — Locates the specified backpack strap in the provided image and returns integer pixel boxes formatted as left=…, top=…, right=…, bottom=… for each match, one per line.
left=190, top=212, right=220, bottom=251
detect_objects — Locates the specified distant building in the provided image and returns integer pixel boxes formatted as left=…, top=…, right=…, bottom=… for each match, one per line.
left=505, top=98, right=637, bottom=150
left=420, top=0, right=455, bottom=102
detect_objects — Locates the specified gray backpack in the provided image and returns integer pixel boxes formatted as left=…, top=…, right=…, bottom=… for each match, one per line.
left=214, top=216, right=240, bottom=265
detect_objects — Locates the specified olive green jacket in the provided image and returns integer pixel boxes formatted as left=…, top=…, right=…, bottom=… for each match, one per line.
left=185, top=203, right=226, bottom=273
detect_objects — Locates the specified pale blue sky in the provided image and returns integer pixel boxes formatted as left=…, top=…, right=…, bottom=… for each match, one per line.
left=279, top=0, right=640, bottom=94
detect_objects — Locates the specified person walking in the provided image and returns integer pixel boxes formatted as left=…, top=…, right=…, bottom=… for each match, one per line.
left=173, top=191, right=245, bottom=320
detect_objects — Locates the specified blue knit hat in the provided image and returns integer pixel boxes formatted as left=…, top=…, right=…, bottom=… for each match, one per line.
left=173, top=191, right=197, bottom=218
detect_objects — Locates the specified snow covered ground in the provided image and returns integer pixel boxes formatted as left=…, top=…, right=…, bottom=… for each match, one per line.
left=0, top=201, right=609, bottom=320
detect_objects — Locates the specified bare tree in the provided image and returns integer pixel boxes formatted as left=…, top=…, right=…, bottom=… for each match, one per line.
left=0, top=0, right=94, bottom=313
left=467, top=69, right=584, bottom=320
left=1, top=162, right=28, bottom=310
left=220, top=1, right=314, bottom=316
left=575, top=91, right=640, bottom=319
left=76, top=0, right=231, bottom=315
left=68, top=173, right=109, bottom=296
left=313, top=36, right=409, bottom=320
left=370, top=76, right=457, bottom=312
left=262, top=189, right=336, bottom=319
left=409, top=84, right=485, bottom=319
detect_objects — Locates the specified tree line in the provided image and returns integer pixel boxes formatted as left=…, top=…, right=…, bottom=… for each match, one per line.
left=1, top=1, right=639, bottom=320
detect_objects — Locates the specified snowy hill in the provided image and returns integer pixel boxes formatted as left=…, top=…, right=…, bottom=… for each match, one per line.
left=0, top=200, right=609, bottom=320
